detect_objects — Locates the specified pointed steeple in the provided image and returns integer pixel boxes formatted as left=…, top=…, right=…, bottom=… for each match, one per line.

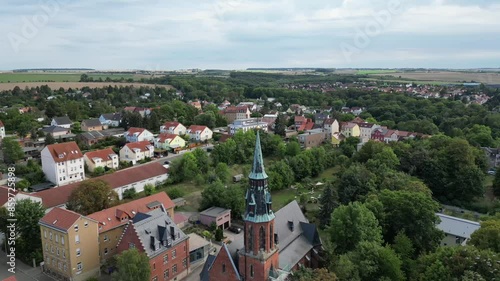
left=249, top=131, right=268, bottom=180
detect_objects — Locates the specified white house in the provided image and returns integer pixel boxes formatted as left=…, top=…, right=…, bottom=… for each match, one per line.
left=119, top=140, right=154, bottom=165
left=160, top=121, right=187, bottom=135
left=99, top=113, right=122, bottom=127
left=228, top=118, right=269, bottom=135
left=41, top=142, right=85, bottom=186
left=50, top=116, right=73, bottom=129
left=357, top=123, right=380, bottom=143
left=83, top=148, right=119, bottom=172
left=186, top=125, right=213, bottom=142
left=323, top=119, right=339, bottom=136
left=0, top=120, right=5, bottom=139
left=154, top=133, right=186, bottom=150
left=436, top=213, right=481, bottom=247
left=124, top=127, right=154, bottom=143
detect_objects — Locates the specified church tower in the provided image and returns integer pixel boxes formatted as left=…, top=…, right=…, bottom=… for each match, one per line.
left=239, top=131, right=279, bottom=281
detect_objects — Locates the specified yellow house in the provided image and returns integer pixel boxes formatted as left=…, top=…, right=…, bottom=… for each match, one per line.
left=39, top=208, right=100, bottom=281
left=341, top=122, right=360, bottom=138
left=154, top=133, right=186, bottom=150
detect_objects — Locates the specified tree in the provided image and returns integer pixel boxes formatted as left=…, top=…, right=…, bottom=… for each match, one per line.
left=194, top=112, right=216, bottom=129
left=493, top=170, right=500, bottom=197
left=290, top=267, right=337, bottom=281
left=286, top=141, right=301, bottom=157
left=317, top=182, right=339, bottom=229
left=92, top=166, right=106, bottom=176
left=215, top=162, right=230, bottom=183
left=377, top=189, right=444, bottom=255
left=274, top=114, right=287, bottom=137
left=192, top=148, right=209, bottom=174
left=469, top=218, right=500, bottom=253
left=44, top=133, right=56, bottom=145
left=329, top=202, right=382, bottom=254
left=215, top=227, right=224, bottom=241
left=1, top=137, right=24, bottom=164
left=166, top=187, right=185, bottom=199
left=200, top=181, right=225, bottom=211
left=12, top=199, right=45, bottom=263
left=267, top=160, right=294, bottom=191
left=123, top=188, right=137, bottom=199
left=66, top=180, right=119, bottom=215
left=112, top=248, right=151, bottom=281
left=182, top=152, right=200, bottom=179
left=335, top=241, right=404, bottom=281
left=144, top=184, right=155, bottom=196
left=337, top=164, right=377, bottom=204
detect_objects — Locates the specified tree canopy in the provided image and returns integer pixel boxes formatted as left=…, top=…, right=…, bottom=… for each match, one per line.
left=112, top=248, right=151, bottom=281
left=67, top=179, right=119, bottom=215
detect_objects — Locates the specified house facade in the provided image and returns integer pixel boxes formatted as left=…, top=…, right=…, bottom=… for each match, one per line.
left=341, top=122, right=360, bottom=138
left=83, top=148, right=119, bottom=172
left=436, top=213, right=480, bottom=247
left=81, top=119, right=105, bottom=132
left=357, top=123, right=380, bottom=143
left=228, top=118, right=269, bottom=135
left=99, top=113, right=122, bottom=127
left=160, top=122, right=187, bottom=135
left=51, top=117, right=73, bottom=129
left=186, top=125, right=213, bottom=142
left=116, top=208, right=190, bottom=281
left=298, top=129, right=327, bottom=149
left=124, top=127, right=154, bottom=143
left=39, top=208, right=100, bottom=281
left=223, top=106, right=251, bottom=123
left=0, top=120, right=5, bottom=139
left=41, top=142, right=85, bottom=186
left=323, top=119, right=339, bottom=135
left=41, top=126, right=70, bottom=137
left=119, top=141, right=154, bottom=164
left=199, top=207, right=231, bottom=229
left=154, top=133, right=186, bottom=150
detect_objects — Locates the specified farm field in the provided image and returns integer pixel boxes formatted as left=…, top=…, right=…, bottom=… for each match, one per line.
left=0, top=82, right=173, bottom=91
left=370, top=71, right=500, bottom=84
left=356, top=69, right=398, bottom=75
left=0, top=72, right=149, bottom=83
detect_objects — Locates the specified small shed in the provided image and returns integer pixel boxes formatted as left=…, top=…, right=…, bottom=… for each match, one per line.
left=233, top=174, right=244, bottom=182
left=199, top=206, right=231, bottom=229
left=172, top=197, right=186, bottom=207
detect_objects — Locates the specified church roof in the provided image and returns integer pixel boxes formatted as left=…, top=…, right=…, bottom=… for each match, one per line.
left=248, top=131, right=267, bottom=180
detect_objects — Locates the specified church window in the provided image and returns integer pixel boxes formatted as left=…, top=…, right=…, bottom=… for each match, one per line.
left=259, top=226, right=265, bottom=250
left=248, top=226, right=253, bottom=251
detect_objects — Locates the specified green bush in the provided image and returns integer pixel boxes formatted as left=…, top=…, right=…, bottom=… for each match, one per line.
left=144, top=184, right=155, bottom=196
left=123, top=188, right=137, bottom=199
left=166, top=187, right=185, bottom=199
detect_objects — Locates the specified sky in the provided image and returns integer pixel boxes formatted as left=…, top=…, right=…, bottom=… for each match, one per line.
left=1, top=0, right=499, bottom=70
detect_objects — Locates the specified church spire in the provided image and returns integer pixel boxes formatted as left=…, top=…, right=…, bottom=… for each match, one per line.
left=249, top=131, right=268, bottom=180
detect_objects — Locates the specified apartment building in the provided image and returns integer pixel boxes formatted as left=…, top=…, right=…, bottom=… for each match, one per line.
left=154, top=133, right=186, bottom=150
left=39, top=208, right=100, bottom=281
left=83, top=148, right=119, bottom=172
left=222, top=106, right=251, bottom=123
left=228, top=118, right=268, bottom=135
left=124, top=127, right=154, bottom=143
left=119, top=141, right=154, bottom=164
left=160, top=121, right=187, bottom=135
left=41, top=142, right=85, bottom=186
left=186, top=125, right=213, bottom=142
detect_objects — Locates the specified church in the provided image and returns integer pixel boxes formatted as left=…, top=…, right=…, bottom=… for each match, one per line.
left=200, top=132, right=323, bottom=281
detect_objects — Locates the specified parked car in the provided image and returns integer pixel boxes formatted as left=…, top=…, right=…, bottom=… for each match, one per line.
left=228, top=225, right=241, bottom=234
left=488, top=169, right=496, bottom=175
left=164, top=160, right=170, bottom=165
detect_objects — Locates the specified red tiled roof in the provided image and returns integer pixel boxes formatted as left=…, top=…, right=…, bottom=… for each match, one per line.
left=44, top=142, right=83, bottom=163
left=343, top=122, right=358, bottom=129
left=0, top=186, right=19, bottom=206
left=126, top=127, right=146, bottom=136
left=162, top=121, right=181, bottom=129
left=88, top=192, right=175, bottom=233
left=323, top=118, right=336, bottom=125
left=357, top=122, right=375, bottom=128
left=219, top=134, right=232, bottom=143
left=157, top=133, right=178, bottom=143
left=124, top=140, right=153, bottom=152
left=174, top=213, right=188, bottom=224
left=123, top=107, right=136, bottom=112
left=294, top=116, right=306, bottom=124
left=0, top=120, right=4, bottom=127
left=352, top=117, right=365, bottom=123
left=187, top=125, right=208, bottom=132
left=224, top=106, right=249, bottom=114
left=84, top=148, right=117, bottom=164
left=34, top=162, right=168, bottom=208
left=39, top=207, right=82, bottom=231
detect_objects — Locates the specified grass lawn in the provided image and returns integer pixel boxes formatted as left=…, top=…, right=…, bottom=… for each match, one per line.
left=0, top=72, right=142, bottom=83
left=157, top=181, right=204, bottom=211
left=314, top=167, right=339, bottom=182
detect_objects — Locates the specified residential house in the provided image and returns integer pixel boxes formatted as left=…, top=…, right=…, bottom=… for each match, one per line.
left=222, top=106, right=251, bottom=123
left=0, top=120, right=5, bottom=139
left=41, top=142, right=85, bottom=187
left=357, top=123, right=380, bottom=143
left=154, top=133, right=186, bottom=150
left=160, top=122, right=187, bottom=135
left=81, top=119, right=105, bottom=132
left=314, top=112, right=330, bottom=125
left=186, top=125, right=213, bottom=142
left=119, top=141, right=154, bottom=164
left=51, top=117, right=73, bottom=129
left=323, top=118, right=339, bottom=135
left=87, top=192, right=175, bottom=263
left=77, top=128, right=125, bottom=146
left=201, top=133, right=321, bottom=281
left=116, top=208, right=190, bottom=281
left=199, top=207, right=231, bottom=229
left=39, top=208, right=100, bottom=281
left=99, top=113, right=122, bottom=127
left=0, top=186, right=42, bottom=208
left=228, top=118, right=268, bottom=135
left=123, top=107, right=151, bottom=118
left=383, top=130, right=410, bottom=143
left=340, top=122, right=360, bottom=138
left=41, top=126, right=70, bottom=138
left=481, top=147, right=500, bottom=169
left=371, top=127, right=388, bottom=142
left=34, top=163, right=169, bottom=209
left=124, top=127, right=154, bottom=143
left=436, top=213, right=480, bottom=247
left=298, top=129, right=327, bottom=149
left=294, top=116, right=314, bottom=131
left=83, top=148, right=119, bottom=172
left=189, top=100, right=202, bottom=111
left=261, top=113, right=278, bottom=128
left=237, top=102, right=257, bottom=112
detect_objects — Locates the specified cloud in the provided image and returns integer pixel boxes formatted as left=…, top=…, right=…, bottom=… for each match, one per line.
left=0, top=0, right=499, bottom=69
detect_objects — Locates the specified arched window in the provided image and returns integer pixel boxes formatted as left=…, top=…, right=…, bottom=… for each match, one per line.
left=248, top=225, right=253, bottom=252
left=259, top=226, right=265, bottom=250
left=269, top=224, right=273, bottom=249
left=250, top=264, right=254, bottom=278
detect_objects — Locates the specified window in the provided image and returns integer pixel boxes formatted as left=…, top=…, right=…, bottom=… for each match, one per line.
left=250, top=265, right=254, bottom=278
left=129, top=243, right=135, bottom=249
left=172, top=264, right=177, bottom=274
left=45, top=244, right=48, bottom=251
left=75, top=235, right=80, bottom=244
left=49, top=232, right=53, bottom=240
left=248, top=225, right=253, bottom=251
left=44, top=230, right=47, bottom=239
left=51, top=246, right=54, bottom=253
left=84, top=221, right=88, bottom=228
left=63, top=263, right=67, bottom=272
left=259, top=226, right=266, bottom=250
left=62, top=250, right=66, bottom=258
left=104, top=248, right=108, bottom=255
left=57, top=248, right=60, bottom=256
left=61, top=237, right=65, bottom=245
left=163, top=269, right=169, bottom=279
left=172, top=249, right=176, bottom=259
left=153, top=262, right=156, bottom=270
left=104, top=235, right=109, bottom=242
left=58, top=261, right=62, bottom=270
left=163, top=254, right=168, bottom=264
left=183, top=258, right=187, bottom=268
left=184, top=245, right=186, bottom=252
left=77, top=262, right=83, bottom=271
left=76, top=248, right=81, bottom=256
left=74, top=225, right=79, bottom=232
left=55, top=235, right=59, bottom=243
left=222, top=263, right=226, bottom=273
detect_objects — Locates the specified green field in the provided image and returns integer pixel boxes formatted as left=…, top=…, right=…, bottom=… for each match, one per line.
left=0, top=72, right=143, bottom=83
left=356, top=69, right=398, bottom=75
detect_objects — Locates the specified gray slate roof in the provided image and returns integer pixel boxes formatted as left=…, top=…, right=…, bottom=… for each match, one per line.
left=200, top=206, right=230, bottom=218
left=41, top=126, right=69, bottom=133
left=101, top=112, right=122, bottom=121
left=82, top=118, right=102, bottom=127
left=436, top=213, right=480, bottom=239
left=52, top=116, right=72, bottom=125
left=131, top=208, right=188, bottom=258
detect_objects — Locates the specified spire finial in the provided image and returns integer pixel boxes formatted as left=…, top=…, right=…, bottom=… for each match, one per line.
left=249, top=130, right=267, bottom=180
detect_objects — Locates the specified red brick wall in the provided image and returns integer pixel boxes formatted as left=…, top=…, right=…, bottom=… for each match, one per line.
left=116, top=224, right=145, bottom=253
left=149, top=239, right=189, bottom=281
left=209, top=245, right=240, bottom=281
left=239, top=250, right=279, bottom=281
